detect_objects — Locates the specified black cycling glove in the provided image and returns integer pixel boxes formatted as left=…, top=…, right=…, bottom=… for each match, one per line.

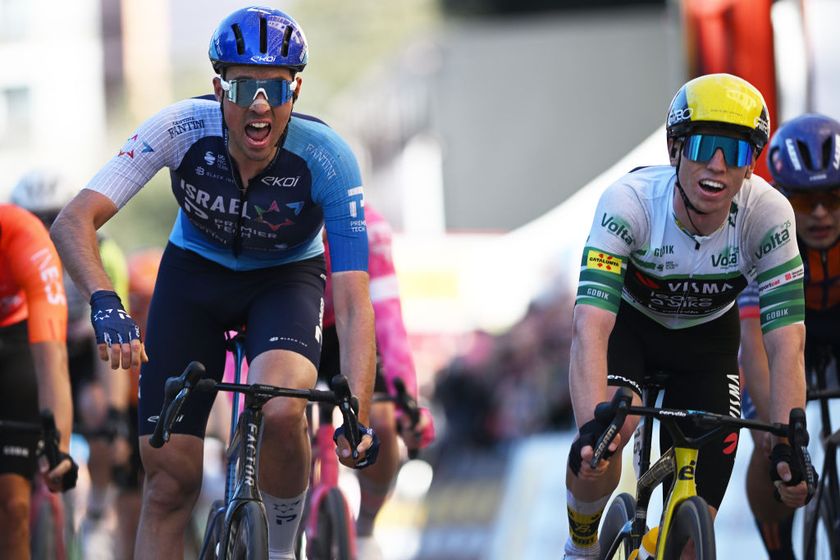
left=90, top=290, right=141, bottom=347
left=333, top=422, right=380, bottom=469
left=56, top=451, right=79, bottom=492
left=569, top=418, right=615, bottom=476
left=769, top=443, right=818, bottom=504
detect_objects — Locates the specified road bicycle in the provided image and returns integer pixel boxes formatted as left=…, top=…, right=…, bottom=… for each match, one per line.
left=150, top=336, right=363, bottom=560
left=592, top=373, right=816, bottom=560
left=296, top=373, right=423, bottom=560
left=0, top=411, right=76, bottom=560
left=801, top=347, right=840, bottom=560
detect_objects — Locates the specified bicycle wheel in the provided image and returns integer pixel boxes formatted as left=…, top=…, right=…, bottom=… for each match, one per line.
left=223, top=501, right=269, bottom=560
left=199, top=499, right=226, bottom=560
left=662, top=496, right=715, bottom=560
left=307, top=488, right=352, bottom=560
left=30, top=485, right=66, bottom=560
left=802, top=488, right=840, bottom=560
left=598, top=492, right=636, bottom=560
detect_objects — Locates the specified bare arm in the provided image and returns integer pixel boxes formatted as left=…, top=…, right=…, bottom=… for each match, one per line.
left=569, top=304, right=617, bottom=427
left=52, top=189, right=146, bottom=370
left=332, top=270, right=376, bottom=425
left=763, top=323, right=806, bottom=426
left=50, top=189, right=119, bottom=299
left=30, top=341, right=72, bottom=452
left=739, top=316, right=771, bottom=421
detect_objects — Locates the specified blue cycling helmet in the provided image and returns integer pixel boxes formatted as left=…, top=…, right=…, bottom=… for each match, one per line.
left=767, top=113, right=840, bottom=191
left=209, top=6, right=308, bottom=74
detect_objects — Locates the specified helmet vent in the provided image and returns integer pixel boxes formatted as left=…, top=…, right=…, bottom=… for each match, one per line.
left=281, top=25, right=293, bottom=57
left=821, top=138, right=833, bottom=172
left=797, top=140, right=815, bottom=170
left=232, top=24, right=245, bottom=55
left=259, top=17, right=268, bottom=53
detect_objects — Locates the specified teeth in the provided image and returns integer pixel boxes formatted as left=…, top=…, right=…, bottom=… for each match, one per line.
left=699, top=180, right=724, bottom=191
left=249, top=122, right=269, bottom=129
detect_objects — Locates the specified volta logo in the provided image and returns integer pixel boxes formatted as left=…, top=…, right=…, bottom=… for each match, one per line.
left=754, top=222, right=792, bottom=260
left=600, top=213, right=634, bottom=245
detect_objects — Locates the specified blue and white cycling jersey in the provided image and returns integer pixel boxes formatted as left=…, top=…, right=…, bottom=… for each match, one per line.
left=87, top=98, right=367, bottom=272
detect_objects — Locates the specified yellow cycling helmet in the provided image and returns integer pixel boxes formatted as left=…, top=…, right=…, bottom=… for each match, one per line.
left=666, top=73, right=770, bottom=150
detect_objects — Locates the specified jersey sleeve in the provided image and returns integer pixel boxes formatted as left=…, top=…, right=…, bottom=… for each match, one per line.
left=3, top=208, right=67, bottom=343
left=367, top=213, right=417, bottom=396
left=99, top=237, right=131, bottom=311
left=575, top=180, right=646, bottom=313
left=737, top=280, right=760, bottom=320
left=744, top=188, right=805, bottom=333
left=309, top=128, right=368, bottom=273
left=86, top=99, right=210, bottom=208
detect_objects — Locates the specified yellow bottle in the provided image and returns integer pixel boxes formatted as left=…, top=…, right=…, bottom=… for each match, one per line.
left=637, top=526, right=659, bottom=559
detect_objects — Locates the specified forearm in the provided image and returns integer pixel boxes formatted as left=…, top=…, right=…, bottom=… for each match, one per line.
left=336, top=301, right=376, bottom=425
left=30, top=341, right=73, bottom=451
left=569, top=306, right=614, bottom=427
left=739, top=317, right=771, bottom=421
left=765, top=324, right=806, bottom=425
left=51, top=193, right=116, bottom=299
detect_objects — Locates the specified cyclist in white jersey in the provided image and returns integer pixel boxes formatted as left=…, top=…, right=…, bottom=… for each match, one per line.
left=563, top=73, right=812, bottom=559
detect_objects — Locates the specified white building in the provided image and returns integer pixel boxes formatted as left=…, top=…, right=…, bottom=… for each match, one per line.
left=0, top=0, right=107, bottom=199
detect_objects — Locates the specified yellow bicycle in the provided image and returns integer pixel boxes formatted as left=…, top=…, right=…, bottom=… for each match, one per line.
left=592, top=374, right=815, bottom=560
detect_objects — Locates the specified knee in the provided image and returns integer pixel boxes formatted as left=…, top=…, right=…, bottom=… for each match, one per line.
left=0, top=495, right=29, bottom=538
left=262, top=398, right=307, bottom=440
left=142, top=455, right=202, bottom=515
left=369, top=404, right=398, bottom=443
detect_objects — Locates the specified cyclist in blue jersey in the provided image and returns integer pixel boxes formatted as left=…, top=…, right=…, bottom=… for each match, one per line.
left=738, top=113, right=840, bottom=560
left=563, top=74, right=814, bottom=559
left=50, top=7, right=378, bottom=560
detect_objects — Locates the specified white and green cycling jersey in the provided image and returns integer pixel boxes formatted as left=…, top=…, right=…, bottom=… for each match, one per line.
left=576, top=165, right=805, bottom=332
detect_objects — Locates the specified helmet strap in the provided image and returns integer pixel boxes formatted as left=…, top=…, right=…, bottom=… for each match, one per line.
left=673, top=151, right=711, bottom=242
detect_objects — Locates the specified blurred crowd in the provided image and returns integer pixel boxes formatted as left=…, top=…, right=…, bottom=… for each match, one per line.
left=432, top=289, right=576, bottom=448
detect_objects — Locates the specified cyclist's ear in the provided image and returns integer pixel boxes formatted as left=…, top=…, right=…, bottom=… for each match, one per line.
left=668, top=139, right=681, bottom=166
left=212, top=76, right=224, bottom=103
left=291, top=76, right=302, bottom=103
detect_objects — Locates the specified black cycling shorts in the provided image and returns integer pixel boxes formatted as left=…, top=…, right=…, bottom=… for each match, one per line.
left=137, top=243, right=326, bottom=438
left=0, top=321, right=41, bottom=479
left=318, top=324, right=386, bottom=393
left=606, top=301, right=741, bottom=510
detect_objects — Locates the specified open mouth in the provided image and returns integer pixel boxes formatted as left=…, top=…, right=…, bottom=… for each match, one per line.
left=698, top=179, right=725, bottom=194
left=245, top=121, right=271, bottom=143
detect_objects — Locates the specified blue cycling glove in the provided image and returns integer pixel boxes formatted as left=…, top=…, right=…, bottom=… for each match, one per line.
left=333, top=422, right=380, bottom=469
left=90, top=290, right=141, bottom=346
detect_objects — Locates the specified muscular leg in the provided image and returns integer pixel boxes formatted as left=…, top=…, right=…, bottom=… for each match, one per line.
left=0, top=474, right=32, bottom=560
left=746, top=431, right=796, bottom=560
left=356, top=401, right=399, bottom=537
left=134, top=435, right=204, bottom=560
left=249, top=349, right=316, bottom=559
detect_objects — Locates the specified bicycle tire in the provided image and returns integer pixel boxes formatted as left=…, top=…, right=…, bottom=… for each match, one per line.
left=598, top=492, right=636, bottom=560
left=802, top=487, right=840, bottom=560
left=662, top=496, right=715, bottom=560
left=307, top=487, right=352, bottom=560
left=199, top=499, right=226, bottom=560
left=223, top=501, right=269, bottom=560
left=30, top=494, right=58, bottom=560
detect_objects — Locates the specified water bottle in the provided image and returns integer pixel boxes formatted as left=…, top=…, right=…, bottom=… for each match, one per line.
left=637, top=526, right=659, bottom=559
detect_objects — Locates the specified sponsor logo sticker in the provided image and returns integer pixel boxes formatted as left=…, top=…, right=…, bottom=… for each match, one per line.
left=586, top=250, right=622, bottom=274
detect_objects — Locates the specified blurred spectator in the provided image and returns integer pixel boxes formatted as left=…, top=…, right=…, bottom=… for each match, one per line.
left=433, top=289, right=575, bottom=447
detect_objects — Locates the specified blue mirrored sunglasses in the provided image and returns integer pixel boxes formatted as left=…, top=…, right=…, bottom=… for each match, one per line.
left=219, top=77, right=296, bottom=108
left=682, top=134, right=755, bottom=167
